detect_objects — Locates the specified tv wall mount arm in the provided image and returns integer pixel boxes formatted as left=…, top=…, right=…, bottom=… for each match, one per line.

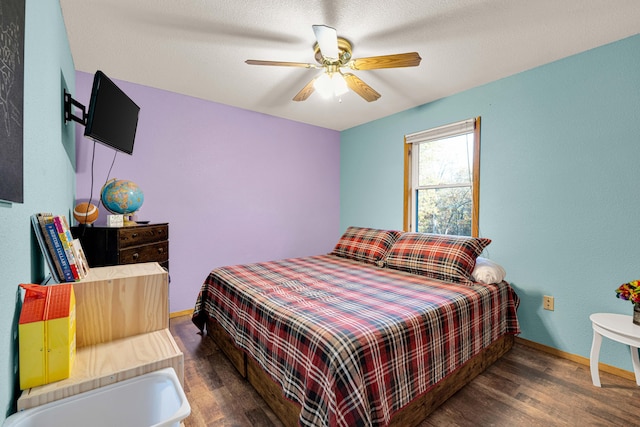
left=64, top=90, right=87, bottom=125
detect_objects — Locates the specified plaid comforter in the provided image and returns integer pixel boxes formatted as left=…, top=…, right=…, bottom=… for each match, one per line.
left=192, top=255, right=520, bottom=426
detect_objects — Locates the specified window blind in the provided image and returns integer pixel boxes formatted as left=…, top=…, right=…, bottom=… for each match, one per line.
left=405, top=118, right=476, bottom=144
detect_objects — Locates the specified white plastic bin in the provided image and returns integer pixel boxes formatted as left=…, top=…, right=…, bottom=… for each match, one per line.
left=4, top=368, right=190, bottom=427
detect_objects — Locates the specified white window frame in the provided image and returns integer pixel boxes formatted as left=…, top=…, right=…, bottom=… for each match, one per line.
left=403, top=117, right=481, bottom=236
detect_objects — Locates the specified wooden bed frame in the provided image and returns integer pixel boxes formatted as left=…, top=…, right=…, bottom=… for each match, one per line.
left=206, top=317, right=514, bottom=426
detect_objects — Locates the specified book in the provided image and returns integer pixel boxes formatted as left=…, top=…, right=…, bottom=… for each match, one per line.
left=71, top=238, right=90, bottom=278
left=43, top=218, right=75, bottom=282
left=64, top=217, right=89, bottom=279
left=36, top=213, right=67, bottom=282
left=62, top=216, right=88, bottom=278
left=31, top=214, right=61, bottom=283
left=53, top=215, right=80, bottom=280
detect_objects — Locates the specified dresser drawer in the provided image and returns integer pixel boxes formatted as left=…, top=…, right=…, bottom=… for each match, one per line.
left=119, top=241, right=169, bottom=265
left=118, top=224, right=168, bottom=249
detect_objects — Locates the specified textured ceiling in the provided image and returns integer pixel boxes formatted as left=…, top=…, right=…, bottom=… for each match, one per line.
left=59, top=0, right=640, bottom=131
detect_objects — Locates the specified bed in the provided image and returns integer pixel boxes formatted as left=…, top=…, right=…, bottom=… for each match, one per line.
left=192, top=227, right=520, bottom=426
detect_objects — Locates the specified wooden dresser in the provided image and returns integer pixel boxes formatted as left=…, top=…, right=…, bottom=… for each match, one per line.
left=71, top=223, right=169, bottom=270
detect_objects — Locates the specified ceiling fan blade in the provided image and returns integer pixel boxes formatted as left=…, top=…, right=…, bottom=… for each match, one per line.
left=312, top=24, right=339, bottom=59
left=292, top=77, right=317, bottom=101
left=342, top=73, right=381, bottom=102
left=349, top=52, right=422, bottom=70
left=245, top=59, right=316, bottom=68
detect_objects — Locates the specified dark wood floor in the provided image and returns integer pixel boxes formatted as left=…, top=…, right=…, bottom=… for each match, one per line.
left=170, top=315, right=640, bottom=426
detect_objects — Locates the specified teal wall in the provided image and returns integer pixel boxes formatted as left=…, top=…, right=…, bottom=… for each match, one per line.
left=341, top=34, right=640, bottom=373
left=0, top=1, right=76, bottom=421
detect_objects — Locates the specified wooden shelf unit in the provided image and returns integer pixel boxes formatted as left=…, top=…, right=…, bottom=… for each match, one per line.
left=17, top=262, right=183, bottom=411
left=73, top=262, right=169, bottom=347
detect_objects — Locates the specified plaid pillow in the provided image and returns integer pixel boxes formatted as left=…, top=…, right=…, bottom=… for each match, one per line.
left=330, top=226, right=403, bottom=265
left=384, top=233, right=491, bottom=284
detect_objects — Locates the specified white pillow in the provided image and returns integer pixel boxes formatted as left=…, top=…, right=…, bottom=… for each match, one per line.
left=472, top=257, right=506, bottom=284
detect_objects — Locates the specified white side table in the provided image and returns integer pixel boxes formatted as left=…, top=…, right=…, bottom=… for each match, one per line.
left=589, top=313, right=640, bottom=387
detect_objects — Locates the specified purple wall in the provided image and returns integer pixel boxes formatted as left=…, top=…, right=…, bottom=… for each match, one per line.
left=74, top=71, right=341, bottom=312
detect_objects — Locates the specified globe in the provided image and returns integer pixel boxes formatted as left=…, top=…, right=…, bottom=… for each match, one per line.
left=100, top=179, right=144, bottom=215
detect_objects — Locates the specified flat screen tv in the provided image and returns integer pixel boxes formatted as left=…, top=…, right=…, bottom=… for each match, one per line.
left=84, top=70, right=140, bottom=155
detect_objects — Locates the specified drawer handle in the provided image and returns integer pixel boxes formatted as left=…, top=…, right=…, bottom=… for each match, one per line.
left=158, top=248, right=164, bottom=254
left=132, top=233, right=138, bottom=238
left=132, top=253, right=139, bottom=259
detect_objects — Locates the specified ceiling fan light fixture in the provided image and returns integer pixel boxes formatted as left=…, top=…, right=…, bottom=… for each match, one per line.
left=332, top=73, right=349, bottom=96
left=313, top=73, right=332, bottom=98
left=246, top=25, right=421, bottom=103
left=314, top=72, right=348, bottom=99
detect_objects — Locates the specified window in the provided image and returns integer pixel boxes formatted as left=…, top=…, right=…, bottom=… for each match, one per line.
left=403, top=117, right=480, bottom=236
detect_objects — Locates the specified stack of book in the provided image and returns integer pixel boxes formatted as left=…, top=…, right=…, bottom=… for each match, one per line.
left=31, top=213, right=90, bottom=283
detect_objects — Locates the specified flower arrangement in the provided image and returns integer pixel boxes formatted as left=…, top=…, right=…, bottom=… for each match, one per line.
left=615, top=279, right=640, bottom=304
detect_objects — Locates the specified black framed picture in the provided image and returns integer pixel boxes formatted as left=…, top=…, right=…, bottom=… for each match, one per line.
left=0, top=0, right=25, bottom=203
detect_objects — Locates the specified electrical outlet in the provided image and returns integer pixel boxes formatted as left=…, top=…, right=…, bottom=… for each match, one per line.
left=543, top=295, right=555, bottom=311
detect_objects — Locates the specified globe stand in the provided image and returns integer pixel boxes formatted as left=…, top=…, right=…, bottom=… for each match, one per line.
left=123, top=214, right=137, bottom=227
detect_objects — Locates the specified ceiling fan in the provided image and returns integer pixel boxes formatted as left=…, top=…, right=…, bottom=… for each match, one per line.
left=245, top=25, right=422, bottom=102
